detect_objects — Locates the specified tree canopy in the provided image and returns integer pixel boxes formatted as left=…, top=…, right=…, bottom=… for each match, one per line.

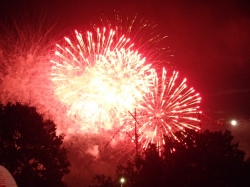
left=0, top=103, right=71, bottom=187
left=90, top=129, right=250, bottom=187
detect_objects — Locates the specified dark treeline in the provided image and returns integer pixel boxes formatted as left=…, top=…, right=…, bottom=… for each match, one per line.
left=90, top=129, right=250, bottom=187
left=0, top=103, right=71, bottom=187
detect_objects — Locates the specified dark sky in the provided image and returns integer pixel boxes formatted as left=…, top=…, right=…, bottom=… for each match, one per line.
left=1, top=1, right=249, bottom=120
left=18, top=0, right=250, bottom=120
left=1, top=0, right=250, bottom=185
left=39, top=0, right=250, bottom=151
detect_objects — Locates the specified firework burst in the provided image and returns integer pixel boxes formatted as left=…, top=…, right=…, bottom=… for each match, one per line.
left=51, top=28, right=155, bottom=130
left=96, top=14, right=171, bottom=65
left=0, top=10, right=202, bottom=158
left=123, top=68, right=201, bottom=149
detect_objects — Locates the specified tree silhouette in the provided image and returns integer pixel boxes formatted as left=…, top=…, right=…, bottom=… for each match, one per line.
left=0, top=103, right=71, bottom=187
left=163, top=129, right=250, bottom=187
left=90, top=174, right=114, bottom=187
left=90, top=129, right=250, bottom=187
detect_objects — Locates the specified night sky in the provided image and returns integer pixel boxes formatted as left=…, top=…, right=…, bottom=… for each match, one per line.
left=1, top=0, right=250, bottom=186
left=5, top=0, right=247, bottom=121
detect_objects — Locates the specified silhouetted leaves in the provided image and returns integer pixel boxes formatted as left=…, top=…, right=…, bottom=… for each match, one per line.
left=0, top=103, right=71, bottom=187
left=163, top=129, right=249, bottom=187
left=91, top=129, right=250, bottom=187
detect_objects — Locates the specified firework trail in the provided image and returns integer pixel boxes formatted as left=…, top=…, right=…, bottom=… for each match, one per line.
left=0, top=10, right=203, bottom=186
left=0, top=11, right=171, bottom=135
left=96, top=14, right=171, bottom=65
left=123, top=68, right=201, bottom=149
left=0, top=12, right=201, bottom=161
left=0, top=13, right=81, bottom=135
left=51, top=28, right=155, bottom=131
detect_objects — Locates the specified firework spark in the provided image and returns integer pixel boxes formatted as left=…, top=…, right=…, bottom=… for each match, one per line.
left=51, top=28, right=155, bottom=130
left=0, top=12, right=202, bottom=159
left=123, top=68, right=201, bottom=149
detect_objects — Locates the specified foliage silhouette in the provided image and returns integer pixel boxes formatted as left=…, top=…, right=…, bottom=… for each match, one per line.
left=0, top=103, right=71, bottom=187
left=163, top=129, right=250, bottom=187
left=90, top=129, right=250, bottom=187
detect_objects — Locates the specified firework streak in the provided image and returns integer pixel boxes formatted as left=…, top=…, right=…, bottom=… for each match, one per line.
left=123, top=68, right=201, bottom=148
left=51, top=28, right=155, bottom=130
left=50, top=28, right=201, bottom=147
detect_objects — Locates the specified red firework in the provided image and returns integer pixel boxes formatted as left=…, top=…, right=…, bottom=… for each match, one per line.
left=50, top=28, right=154, bottom=132
left=123, top=68, right=201, bottom=149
